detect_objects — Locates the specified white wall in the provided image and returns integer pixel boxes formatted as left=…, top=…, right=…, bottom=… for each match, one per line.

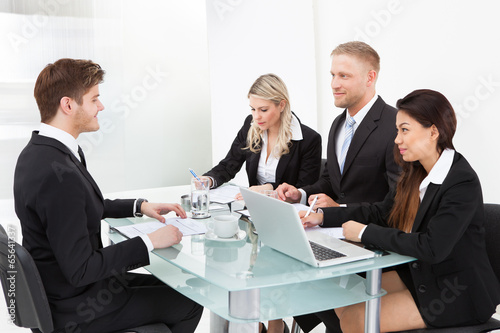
left=205, top=0, right=318, bottom=186
left=205, top=0, right=500, bottom=203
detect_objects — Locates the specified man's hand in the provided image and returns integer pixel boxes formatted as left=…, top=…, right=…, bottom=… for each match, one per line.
left=276, top=183, right=302, bottom=202
left=298, top=210, right=324, bottom=228
left=141, top=202, right=187, bottom=223
left=308, top=193, right=339, bottom=208
left=147, top=225, right=183, bottom=248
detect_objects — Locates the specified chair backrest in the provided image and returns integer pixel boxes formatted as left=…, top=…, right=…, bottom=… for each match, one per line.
left=483, top=203, right=500, bottom=283
left=0, top=224, right=54, bottom=333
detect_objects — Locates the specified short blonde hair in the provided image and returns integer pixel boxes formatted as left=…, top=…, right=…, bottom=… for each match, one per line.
left=331, top=41, right=380, bottom=74
left=245, top=74, right=292, bottom=157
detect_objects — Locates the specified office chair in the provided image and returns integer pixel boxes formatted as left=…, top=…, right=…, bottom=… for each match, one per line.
left=0, top=223, right=171, bottom=333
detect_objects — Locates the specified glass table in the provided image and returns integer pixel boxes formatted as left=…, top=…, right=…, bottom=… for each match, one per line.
left=104, top=185, right=415, bottom=333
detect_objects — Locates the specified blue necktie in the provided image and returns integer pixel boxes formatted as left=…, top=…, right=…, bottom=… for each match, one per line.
left=339, top=116, right=355, bottom=174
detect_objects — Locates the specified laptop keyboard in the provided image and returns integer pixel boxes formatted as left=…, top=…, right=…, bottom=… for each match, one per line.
left=310, top=241, right=346, bottom=261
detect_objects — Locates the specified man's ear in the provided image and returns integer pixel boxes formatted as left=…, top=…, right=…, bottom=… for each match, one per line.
left=366, top=70, right=377, bottom=87
left=59, top=97, right=73, bottom=115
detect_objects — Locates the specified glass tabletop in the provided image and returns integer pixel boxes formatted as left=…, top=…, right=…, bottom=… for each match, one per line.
left=103, top=185, right=416, bottom=322
left=106, top=212, right=414, bottom=292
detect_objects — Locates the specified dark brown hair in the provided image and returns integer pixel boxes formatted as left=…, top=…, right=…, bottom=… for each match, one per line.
left=388, top=89, right=457, bottom=232
left=34, top=58, right=105, bottom=123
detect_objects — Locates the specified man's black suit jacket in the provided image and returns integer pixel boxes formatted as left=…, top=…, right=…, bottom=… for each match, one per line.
left=302, top=96, right=399, bottom=204
left=323, top=152, right=500, bottom=327
left=204, top=113, right=322, bottom=189
left=14, top=132, right=150, bottom=330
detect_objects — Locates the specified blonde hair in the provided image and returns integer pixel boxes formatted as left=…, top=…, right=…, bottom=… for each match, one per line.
left=331, top=41, right=380, bottom=74
left=245, top=74, right=292, bottom=157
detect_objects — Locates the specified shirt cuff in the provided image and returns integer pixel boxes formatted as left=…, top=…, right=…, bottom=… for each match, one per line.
left=317, top=208, right=324, bottom=226
left=133, top=199, right=138, bottom=216
left=139, top=234, right=154, bottom=252
left=298, top=189, right=307, bottom=205
left=339, top=204, right=347, bottom=207
left=358, top=225, right=367, bottom=241
left=207, top=176, right=217, bottom=189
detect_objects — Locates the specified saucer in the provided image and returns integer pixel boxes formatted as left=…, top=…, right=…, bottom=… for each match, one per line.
left=205, top=229, right=247, bottom=242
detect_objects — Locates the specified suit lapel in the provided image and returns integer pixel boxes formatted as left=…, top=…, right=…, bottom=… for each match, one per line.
left=67, top=152, right=104, bottom=201
left=412, top=183, right=440, bottom=232
left=342, top=97, right=384, bottom=177
left=275, top=141, right=296, bottom=183
left=329, top=111, right=345, bottom=178
left=33, top=133, right=104, bottom=201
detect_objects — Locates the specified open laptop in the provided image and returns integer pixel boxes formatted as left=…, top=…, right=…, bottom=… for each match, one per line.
left=240, top=188, right=375, bottom=267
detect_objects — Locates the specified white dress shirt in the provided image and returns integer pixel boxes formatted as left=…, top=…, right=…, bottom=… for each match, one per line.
left=256, top=114, right=303, bottom=185
left=37, top=123, right=154, bottom=251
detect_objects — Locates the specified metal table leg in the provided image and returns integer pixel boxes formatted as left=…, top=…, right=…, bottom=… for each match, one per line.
left=210, top=288, right=261, bottom=333
left=365, top=255, right=383, bottom=333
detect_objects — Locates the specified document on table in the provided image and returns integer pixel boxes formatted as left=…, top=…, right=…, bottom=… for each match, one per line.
left=210, top=184, right=242, bottom=204
left=305, top=225, right=345, bottom=239
left=237, top=203, right=311, bottom=218
left=113, top=218, right=207, bottom=238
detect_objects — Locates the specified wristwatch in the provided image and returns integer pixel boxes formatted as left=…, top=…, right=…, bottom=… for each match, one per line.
left=134, top=198, right=148, bottom=217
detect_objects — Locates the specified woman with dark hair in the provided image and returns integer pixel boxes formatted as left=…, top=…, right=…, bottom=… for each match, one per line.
left=300, top=89, right=500, bottom=332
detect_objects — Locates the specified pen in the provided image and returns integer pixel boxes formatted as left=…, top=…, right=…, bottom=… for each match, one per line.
left=304, top=195, right=318, bottom=218
left=189, top=168, right=207, bottom=189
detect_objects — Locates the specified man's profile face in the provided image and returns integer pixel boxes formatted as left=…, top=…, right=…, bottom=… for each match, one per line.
left=330, top=54, right=372, bottom=114
left=73, top=85, right=104, bottom=135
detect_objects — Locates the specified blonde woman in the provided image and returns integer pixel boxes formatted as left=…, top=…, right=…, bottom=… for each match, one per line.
left=203, top=74, right=322, bottom=202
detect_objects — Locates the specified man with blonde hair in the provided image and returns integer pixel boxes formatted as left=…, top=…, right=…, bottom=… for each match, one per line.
left=277, top=41, right=400, bottom=332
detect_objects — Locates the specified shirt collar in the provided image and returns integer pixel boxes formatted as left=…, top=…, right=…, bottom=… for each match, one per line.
left=290, top=113, right=303, bottom=141
left=348, top=94, right=378, bottom=125
left=419, top=148, right=455, bottom=200
left=261, top=113, right=303, bottom=142
left=38, top=123, right=81, bottom=161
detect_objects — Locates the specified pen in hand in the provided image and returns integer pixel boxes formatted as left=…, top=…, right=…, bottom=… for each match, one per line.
left=304, top=195, right=318, bottom=218
left=189, top=168, right=207, bottom=189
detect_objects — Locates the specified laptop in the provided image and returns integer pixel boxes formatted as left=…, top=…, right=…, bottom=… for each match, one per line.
left=240, top=188, right=375, bottom=267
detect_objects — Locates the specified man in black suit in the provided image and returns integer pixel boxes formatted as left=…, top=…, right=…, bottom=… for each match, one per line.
left=13, top=59, right=202, bottom=333
left=276, top=42, right=400, bottom=332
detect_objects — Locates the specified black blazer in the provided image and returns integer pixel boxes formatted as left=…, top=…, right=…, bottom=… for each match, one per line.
left=203, top=113, right=322, bottom=189
left=302, top=96, right=399, bottom=204
left=322, top=152, right=500, bottom=327
left=14, top=132, right=150, bottom=329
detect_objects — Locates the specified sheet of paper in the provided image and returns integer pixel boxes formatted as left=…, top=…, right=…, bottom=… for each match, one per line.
left=305, top=225, right=344, bottom=239
left=238, top=203, right=315, bottom=219
left=209, top=184, right=242, bottom=204
left=292, top=203, right=310, bottom=212
left=113, top=218, right=207, bottom=238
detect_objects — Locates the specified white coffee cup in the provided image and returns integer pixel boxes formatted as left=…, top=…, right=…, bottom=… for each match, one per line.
left=210, top=215, right=239, bottom=238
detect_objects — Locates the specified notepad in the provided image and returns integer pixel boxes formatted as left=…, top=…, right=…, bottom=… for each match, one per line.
left=113, top=218, right=207, bottom=238
left=210, top=185, right=241, bottom=204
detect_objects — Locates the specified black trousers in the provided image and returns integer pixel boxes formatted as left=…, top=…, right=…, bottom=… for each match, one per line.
left=294, top=310, right=341, bottom=333
left=55, top=273, right=203, bottom=333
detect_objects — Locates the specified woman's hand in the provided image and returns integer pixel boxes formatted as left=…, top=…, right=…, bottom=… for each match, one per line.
left=235, top=183, right=274, bottom=200
left=342, top=220, right=365, bottom=242
left=299, top=211, right=324, bottom=228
